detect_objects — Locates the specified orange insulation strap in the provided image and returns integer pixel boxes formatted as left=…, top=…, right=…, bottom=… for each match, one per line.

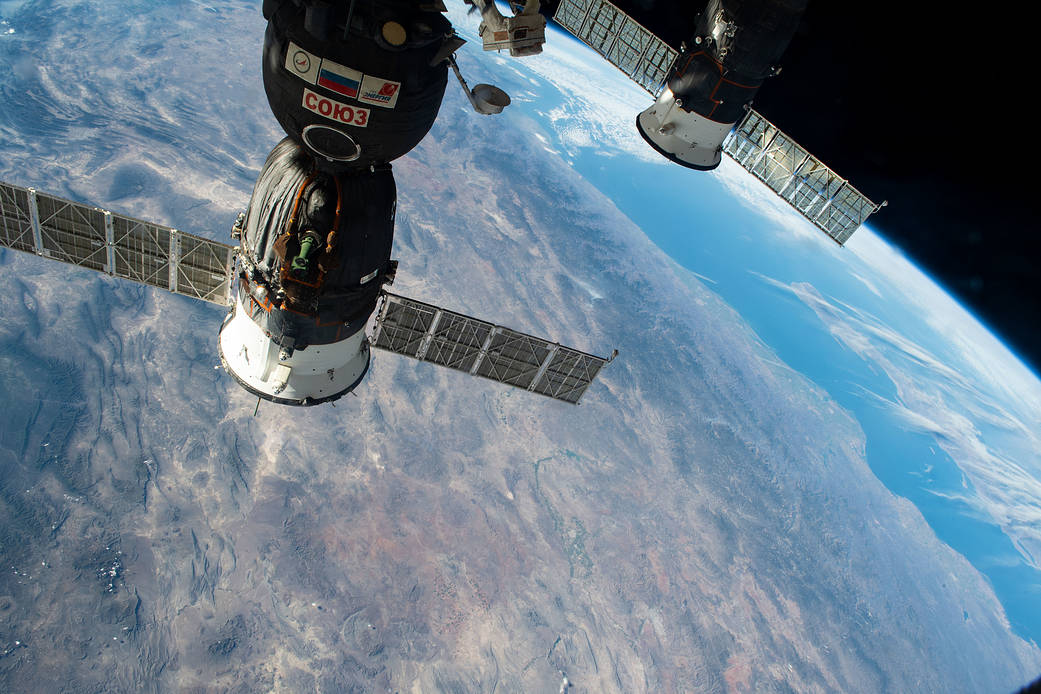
left=326, top=175, right=343, bottom=253
left=286, top=172, right=317, bottom=235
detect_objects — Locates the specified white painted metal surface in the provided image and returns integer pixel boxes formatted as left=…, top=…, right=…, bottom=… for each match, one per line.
left=217, top=292, right=370, bottom=404
left=475, top=0, right=546, bottom=57
left=637, top=88, right=733, bottom=170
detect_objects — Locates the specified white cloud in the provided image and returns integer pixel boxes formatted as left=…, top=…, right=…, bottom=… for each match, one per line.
left=763, top=275, right=1041, bottom=572
left=849, top=228, right=1041, bottom=422
left=849, top=271, right=883, bottom=298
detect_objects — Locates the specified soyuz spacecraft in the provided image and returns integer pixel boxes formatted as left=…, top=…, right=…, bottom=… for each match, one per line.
left=0, top=0, right=612, bottom=407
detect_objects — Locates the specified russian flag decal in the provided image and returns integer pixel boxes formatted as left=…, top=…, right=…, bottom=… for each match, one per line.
left=284, top=42, right=399, bottom=107
left=317, top=61, right=363, bottom=99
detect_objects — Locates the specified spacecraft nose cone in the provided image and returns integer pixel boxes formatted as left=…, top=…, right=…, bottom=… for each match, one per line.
left=470, top=84, right=511, bottom=114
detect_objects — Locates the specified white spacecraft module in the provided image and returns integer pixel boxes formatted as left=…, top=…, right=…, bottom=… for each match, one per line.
left=553, top=0, right=885, bottom=244
left=0, top=180, right=613, bottom=405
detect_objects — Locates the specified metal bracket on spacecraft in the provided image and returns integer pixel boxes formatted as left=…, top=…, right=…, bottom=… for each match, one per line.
left=471, top=0, right=547, bottom=56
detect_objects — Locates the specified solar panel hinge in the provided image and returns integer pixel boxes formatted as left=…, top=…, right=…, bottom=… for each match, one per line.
left=27, top=188, right=43, bottom=256
left=103, top=211, right=116, bottom=275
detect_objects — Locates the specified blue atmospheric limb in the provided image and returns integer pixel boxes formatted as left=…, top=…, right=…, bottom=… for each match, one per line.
left=0, top=1, right=1039, bottom=692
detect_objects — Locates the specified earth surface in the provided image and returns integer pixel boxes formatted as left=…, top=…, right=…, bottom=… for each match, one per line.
left=1, top=1, right=1040, bottom=692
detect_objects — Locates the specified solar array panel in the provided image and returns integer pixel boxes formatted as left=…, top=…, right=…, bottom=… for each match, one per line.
left=0, top=181, right=36, bottom=254
left=371, top=293, right=610, bottom=404
left=0, top=180, right=234, bottom=304
left=554, top=0, right=677, bottom=95
left=723, top=110, right=883, bottom=245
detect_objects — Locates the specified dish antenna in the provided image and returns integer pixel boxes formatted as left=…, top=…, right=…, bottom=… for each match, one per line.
left=448, top=55, right=512, bottom=115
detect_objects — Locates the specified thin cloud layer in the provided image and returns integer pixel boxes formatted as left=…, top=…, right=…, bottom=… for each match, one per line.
left=761, top=274, right=1041, bottom=572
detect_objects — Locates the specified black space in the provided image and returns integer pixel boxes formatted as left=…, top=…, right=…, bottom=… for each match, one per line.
left=545, top=1, right=1041, bottom=374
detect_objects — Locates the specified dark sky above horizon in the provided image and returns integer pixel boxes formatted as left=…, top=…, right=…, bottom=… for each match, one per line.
left=544, top=0, right=1041, bottom=373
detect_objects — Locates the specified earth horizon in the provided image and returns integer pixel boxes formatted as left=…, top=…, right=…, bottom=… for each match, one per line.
left=1, top=1, right=1039, bottom=692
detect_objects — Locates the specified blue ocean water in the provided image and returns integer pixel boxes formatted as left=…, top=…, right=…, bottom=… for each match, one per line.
left=560, top=142, right=1041, bottom=645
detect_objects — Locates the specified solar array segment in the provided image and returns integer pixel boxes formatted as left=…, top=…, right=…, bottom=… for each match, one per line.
left=372, top=293, right=610, bottom=404
left=0, top=182, right=37, bottom=254
left=722, top=110, right=882, bottom=245
left=554, top=0, right=677, bottom=96
left=0, top=181, right=234, bottom=304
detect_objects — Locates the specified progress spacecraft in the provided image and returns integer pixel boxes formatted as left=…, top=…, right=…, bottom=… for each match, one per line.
left=552, top=0, right=886, bottom=245
left=634, top=0, right=808, bottom=171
